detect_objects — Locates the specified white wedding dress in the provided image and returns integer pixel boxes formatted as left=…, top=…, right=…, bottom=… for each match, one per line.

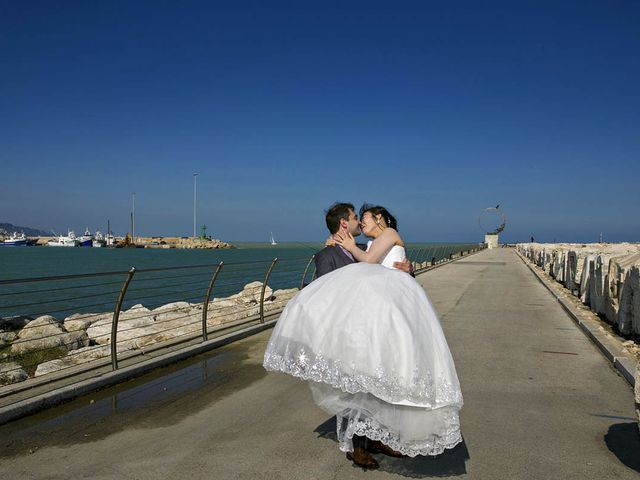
left=263, top=243, right=463, bottom=457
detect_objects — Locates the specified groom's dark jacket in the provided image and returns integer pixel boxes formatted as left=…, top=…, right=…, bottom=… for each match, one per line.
left=314, top=244, right=367, bottom=278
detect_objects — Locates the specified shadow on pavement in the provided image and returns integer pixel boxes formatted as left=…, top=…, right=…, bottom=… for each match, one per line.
left=314, top=416, right=469, bottom=477
left=604, top=422, right=640, bottom=473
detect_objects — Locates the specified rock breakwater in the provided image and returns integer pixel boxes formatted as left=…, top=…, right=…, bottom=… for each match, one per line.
left=517, top=242, right=640, bottom=341
left=0, top=282, right=297, bottom=386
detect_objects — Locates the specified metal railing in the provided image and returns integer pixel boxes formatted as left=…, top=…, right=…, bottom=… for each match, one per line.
left=0, top=243, right=483, bottom=401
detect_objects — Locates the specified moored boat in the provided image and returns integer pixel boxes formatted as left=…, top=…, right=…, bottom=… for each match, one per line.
left=92, top=230, right=106, bottom=247
left=78, top=228, right=94, bottom=247
left=1, top=232, right=28, bottom=246
left=47, top=231, right=78, bottom=247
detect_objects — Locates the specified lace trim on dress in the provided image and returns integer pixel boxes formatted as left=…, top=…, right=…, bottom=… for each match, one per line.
left=263, top=342, right=463, bottom=408
left=337, top=411, right=462, bottom=457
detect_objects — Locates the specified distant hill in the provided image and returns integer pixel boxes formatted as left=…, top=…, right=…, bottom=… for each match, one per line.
left=0, top=223, right=54, bottom=237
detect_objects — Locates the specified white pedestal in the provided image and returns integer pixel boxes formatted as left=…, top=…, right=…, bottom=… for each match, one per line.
left=485, top=234, right=499, bottom=249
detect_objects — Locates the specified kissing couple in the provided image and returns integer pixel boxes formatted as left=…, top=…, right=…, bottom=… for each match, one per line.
left=264, top=202, right=463, bottom=469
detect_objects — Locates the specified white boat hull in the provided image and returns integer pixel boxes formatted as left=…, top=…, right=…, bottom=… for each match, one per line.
left=48, top=241, right=78, bottom=247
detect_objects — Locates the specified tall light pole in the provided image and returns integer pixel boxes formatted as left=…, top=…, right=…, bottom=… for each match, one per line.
left=131, top=192, right=136, bottom=242
left=193, top=173, right=198, bottom=238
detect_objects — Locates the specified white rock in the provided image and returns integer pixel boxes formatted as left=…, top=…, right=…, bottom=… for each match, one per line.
left=34, top=344, right=130, bottom=377
left=11, top=330, right=89, bottom=356
left=152, top=302, right=192, bottom=313
left=17, top=315, right=63, bottom=339
left=154, top=302, right=197, bottom=324
left=64, top=312, right=112, bottom=332
left=605, top=253, right=640, bottom=330
left=232, top=281, right=272, bottom=305
left=619, top=264, right=640, bottom=336
left=10, top=315, right=67, bottom=355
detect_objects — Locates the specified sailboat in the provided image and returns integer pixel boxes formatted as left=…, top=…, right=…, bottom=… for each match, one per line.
left=270, top=232, right=277, bottom=246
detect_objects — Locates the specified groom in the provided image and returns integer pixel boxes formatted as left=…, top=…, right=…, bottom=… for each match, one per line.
left=314, top=202, right=410, bottom=468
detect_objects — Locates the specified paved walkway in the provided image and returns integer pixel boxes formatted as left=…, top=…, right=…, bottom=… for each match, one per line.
left=0, top=249, right=638, bottom=479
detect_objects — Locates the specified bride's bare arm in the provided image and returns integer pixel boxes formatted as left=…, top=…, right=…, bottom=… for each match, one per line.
left=335, top=228, right=401, bottom=264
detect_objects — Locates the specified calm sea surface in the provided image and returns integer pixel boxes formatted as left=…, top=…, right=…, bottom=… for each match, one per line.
left=0, top=242, right=475, bottom=319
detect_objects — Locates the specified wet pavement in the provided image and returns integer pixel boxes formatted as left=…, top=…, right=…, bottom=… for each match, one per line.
left=0, top=248, right=638, bottom=479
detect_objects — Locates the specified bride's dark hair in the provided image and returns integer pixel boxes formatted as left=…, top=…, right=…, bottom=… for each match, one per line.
left=359, top=204, right=398, bottom=231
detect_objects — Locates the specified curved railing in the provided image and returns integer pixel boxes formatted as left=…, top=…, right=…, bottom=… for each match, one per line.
left=0, top=243, right=483, bottom=406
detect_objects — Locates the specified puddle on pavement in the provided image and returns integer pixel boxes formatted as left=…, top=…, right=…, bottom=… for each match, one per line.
left=0, top=331, right=270, bottom=457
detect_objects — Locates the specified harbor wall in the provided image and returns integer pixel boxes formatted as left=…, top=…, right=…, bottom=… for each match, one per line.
left=517, top=242, right=640, bottom=339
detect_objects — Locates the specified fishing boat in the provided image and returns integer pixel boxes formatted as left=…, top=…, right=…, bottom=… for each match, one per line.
left=78, top=228, right=94, bottom=247
left=270, top=232, right=277, bottom=246
left=48, top=231, right=78, bottom=247
left=1, top=232, right=28, bottom=246
left=105, top=232, right=116, bottom=247
left=92, top=230, right=106, bottom=247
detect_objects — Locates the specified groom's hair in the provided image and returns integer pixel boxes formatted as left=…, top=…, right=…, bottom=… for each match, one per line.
left=325, top=202, right=355, bottom=234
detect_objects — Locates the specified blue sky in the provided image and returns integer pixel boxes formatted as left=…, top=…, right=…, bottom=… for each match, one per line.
left=1, top=1, right=639, bottom=242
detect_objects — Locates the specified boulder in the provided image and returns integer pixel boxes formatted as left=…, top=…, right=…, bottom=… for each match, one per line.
left=34, top=344, right=130, bottom=377
left=151, top=306, right=202, bottom=343
left=0, top=361, right=28, bottom=385
left=579, top=255, right=596, bottom=304
left=619, top=264, right=640, bottom=336
left=87, top=305, right=155, bottom=345
left=0, top=330, right=18, bottom=347
left=204, top=295, right=265, bottom=325
left=590, top=254, right=613, bottom=315
left=231, top=281, right=273, bottom=305
left=11, top=329, right=89, bottom=356
left=11, top=315, right=67, bottom=355
left=605, top=254, right=640, bottom=328
left=16, top=315, right=62, bottom=338
left=153, top=302, right=192, bottom=313
left=154, top=302, right=198, bottom=324
left=64, top=312, right=112, bottom=332
left=85, top=302, right=203, bottom=349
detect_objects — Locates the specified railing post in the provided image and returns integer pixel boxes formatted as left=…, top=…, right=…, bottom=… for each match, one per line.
left=260, top=258, right=278, bottom=323
left=300, top=254, right=316, bottom=290
left=111, top=267, right=136, bottom=371
left=433, top=246, right=441, bottom=264
left=413, top=248, right=422, bottom=267
left=202, top=261, right=224, bottom=342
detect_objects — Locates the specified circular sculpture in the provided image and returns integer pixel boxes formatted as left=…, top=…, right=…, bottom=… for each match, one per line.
left=479, top=205, right=507, bottom=235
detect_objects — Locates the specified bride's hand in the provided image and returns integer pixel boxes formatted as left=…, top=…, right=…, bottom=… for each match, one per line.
left=334, top=230, right=356, bottom=251
left=325, top=237, right=336, bottom=247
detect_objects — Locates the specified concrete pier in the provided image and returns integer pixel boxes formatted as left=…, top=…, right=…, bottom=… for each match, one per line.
left=0, top=249, right=637, bottom=479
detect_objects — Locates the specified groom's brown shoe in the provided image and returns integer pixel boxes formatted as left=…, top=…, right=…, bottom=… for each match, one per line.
left=367, top=440, right=406, bottom=458
left=346, top=448, right=380, bottom=470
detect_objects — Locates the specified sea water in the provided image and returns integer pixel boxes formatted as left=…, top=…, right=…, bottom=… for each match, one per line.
left=0, top=242, right=475, bottom=319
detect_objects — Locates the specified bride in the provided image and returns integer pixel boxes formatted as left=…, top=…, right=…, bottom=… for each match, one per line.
left=263, top=204, right=463, bottom=467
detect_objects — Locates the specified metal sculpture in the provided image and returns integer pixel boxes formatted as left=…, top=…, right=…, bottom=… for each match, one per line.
left=479, top=206, right=507, bottom=235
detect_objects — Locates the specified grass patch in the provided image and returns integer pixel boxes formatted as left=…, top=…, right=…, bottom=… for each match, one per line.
left=10, top=347, right=68, bottom=377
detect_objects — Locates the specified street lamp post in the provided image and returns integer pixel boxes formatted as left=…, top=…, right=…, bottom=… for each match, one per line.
left=131, top=192, right=136, bottom=243
left=193, top=173, right=198, bottom=238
